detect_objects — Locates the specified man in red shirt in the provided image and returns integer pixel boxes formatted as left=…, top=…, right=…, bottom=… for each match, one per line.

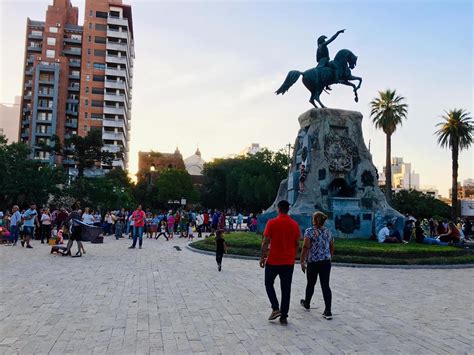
left=260, top=200, right=301, bottom=325
left=129, top=205, right=146, bottom=249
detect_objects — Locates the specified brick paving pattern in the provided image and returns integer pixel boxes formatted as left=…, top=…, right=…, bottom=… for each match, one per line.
left=1, top=237, right=472, bottom=354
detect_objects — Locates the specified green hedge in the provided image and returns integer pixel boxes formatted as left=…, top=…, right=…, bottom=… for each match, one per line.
left=190, top=232, right=474, bottom=265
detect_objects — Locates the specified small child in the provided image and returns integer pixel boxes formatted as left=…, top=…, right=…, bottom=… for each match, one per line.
left=155, top=221, right=169, bottom=241
left=215, top=230, right=228, bottom=272
left=188, top=223, right=194, bottom=241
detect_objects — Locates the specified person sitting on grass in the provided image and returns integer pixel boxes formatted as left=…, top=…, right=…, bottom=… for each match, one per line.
left=414, top=220, right=448, bottom=246
left=438, top=222, right=461, bottom=244
left=377, top=222, right=406, bottom=244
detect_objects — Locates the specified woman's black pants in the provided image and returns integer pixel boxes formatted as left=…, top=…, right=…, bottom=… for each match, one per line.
left=304, top=260, right=332, bottom=312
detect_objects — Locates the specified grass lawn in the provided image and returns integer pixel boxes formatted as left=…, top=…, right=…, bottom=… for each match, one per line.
left=190, top=232, right=474, bottom=265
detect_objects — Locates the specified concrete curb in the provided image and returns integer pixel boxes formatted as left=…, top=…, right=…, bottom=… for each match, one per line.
left=185, top=244, right=474, bottom=270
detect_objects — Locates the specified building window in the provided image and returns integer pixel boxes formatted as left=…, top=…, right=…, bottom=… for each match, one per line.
left=85, top=86, right=90, bottom=93
left=96, top=11, right=108, bottom=18
left=85, top=99, right=89, bottom=106
left=94, top=49, right=106, bottom=57
left=88, top=35, right=92, bottom=42
left=89, top=10, right=93, bottom=17
left=95, top=23, right=107, bottom=31
left=93, top=62, right=106, bottom=70
left=95, top=36, right=106, bottom=44
left=92, top=87, right=103, bottom=94
left=87, top=48, right=91, bottom=55
left=91, top=100, right=103, bottom=107
left=47, top=37, right=56, bottom=45
left=89, top=22, right=92, bottom=29
left=93, top=75, right=105, bottom=82
left=86, top=74, right=90, bottom=81
left=49, top=26, right=58, bottom=33
left=46, top=49, right=55, bottom=58
left=87, top=61, right=91, bottom=68
left=31, top=30, right=42, bottom=36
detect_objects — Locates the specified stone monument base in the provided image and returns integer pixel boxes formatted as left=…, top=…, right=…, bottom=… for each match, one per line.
left=258, top=108, right=404, bottom=238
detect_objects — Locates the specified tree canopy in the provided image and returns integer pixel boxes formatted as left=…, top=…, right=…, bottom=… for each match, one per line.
left=391, top=189, right=451, bottom=219
left=201, top=149, right=289, bottom=212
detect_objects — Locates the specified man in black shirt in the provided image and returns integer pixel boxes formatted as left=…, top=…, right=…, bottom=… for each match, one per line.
left=215, top=230, right=228, bottom=272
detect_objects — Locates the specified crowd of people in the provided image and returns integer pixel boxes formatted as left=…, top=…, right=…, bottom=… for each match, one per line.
left=0, top=203, right=259, bottom=251
left=377, top=215, right=473, bottom=246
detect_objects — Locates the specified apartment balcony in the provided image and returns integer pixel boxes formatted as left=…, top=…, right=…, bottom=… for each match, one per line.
left=27, top=45, right=42, bottom=52
left=37, top=105, right=53, bottom=111
left=25, top=81, right=32, bottom=88
left=38, top=78, right=54, bottom=85
left=105, top=67, right=126, bottom=78
left=106, top=41, right=128, bottom=52
left=27, top=56, right=35, bottom=64
left=112, top=159, right=125, bottom=168
left=66, top=98, right=79, bottom=104
left=28, top=33, right=43, bottom=40
left=35, top=130, right=53, bottom=136
left=63, top=48, right=81, bottom=56
left=65, top=118, right=78, bottom=128
left=69, top=60, right=81, bottom=68
left=107, top=28, right=128, bottom=40
left=26, top=68, right=34, bottom=76
left=68, top=85, right=80, bottom=92
left=107, top=16, right=129, bottom=27
left=24, top=94, right=32, bottom=100
left=23, top=107, right=32, bottom=113
left=102, top=130, right=125, bottom=143
left=69, top=73, right=80, bottom=80
left=21, top=119, right=30, bottom=125
left=103, top=117, right=127, bottom=131
left=103, top=105, right=125, bottom=116
left=102, top=144, right=122, bottom=153
left=38, top=90, right=53, bottom=97
left=21, top=132, right=30, bottom=139
left=104, top=80, right=125, bottom=90
left=104, top=93, right=125, bottom=103
left=106, top=54, right=127, bottom=65
left=64, top=37, right=81, bottom=44
left=36, top=117, right=53, bottom=123
left=65, top=109, right=78, bottom=116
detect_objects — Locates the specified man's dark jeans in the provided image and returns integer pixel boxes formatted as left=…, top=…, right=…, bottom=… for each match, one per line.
left=264, top=264, right=294, bottom=318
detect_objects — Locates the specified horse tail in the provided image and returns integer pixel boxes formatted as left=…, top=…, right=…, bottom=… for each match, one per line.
left=275, top=70, right=302, bottom=95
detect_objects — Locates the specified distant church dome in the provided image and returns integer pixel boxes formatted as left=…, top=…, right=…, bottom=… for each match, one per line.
left=184, top=148, right=205, bottom=176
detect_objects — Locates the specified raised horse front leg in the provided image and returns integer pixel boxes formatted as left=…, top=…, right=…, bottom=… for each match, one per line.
left=338, top=80, right=359, bottom=102
left=348, top=75, right=362, bottom=90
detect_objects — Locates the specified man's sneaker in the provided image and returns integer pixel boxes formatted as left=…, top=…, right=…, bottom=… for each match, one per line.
left=322, top=311, right=332, bottom=320
left=218, top=265, right=222, bottom=272
left=279, top=317, right=288, bottom=325
left=139, top=246, right=142, bottom=249
left=268, top=310, right=281, bottom=320
left=300, top=299, right=310, bottom=310
left=26, top=245, right=33, bottom=249
left=21, top=241, right=25, bottom=247
left=128, top=246, right=135, bottom=249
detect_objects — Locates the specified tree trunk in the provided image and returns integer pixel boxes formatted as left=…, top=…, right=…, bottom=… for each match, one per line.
left=451, top=143, right=459, bottom=220
left=385, top=133, right=392, bottom=203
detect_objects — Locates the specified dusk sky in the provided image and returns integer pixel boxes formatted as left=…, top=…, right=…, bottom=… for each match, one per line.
left=1, top=0, right=472, bottom=196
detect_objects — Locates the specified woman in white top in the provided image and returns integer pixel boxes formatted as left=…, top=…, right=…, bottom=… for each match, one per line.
left=82, top=207, right=95, bottom=225
left=41, top=208, right=52, bottom=244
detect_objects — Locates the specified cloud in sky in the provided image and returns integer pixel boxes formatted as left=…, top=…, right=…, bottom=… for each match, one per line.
left=0, top=0, right=472, bottom=197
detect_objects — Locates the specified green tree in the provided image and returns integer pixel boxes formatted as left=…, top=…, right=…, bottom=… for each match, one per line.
left=0, top=135, right=66, bottom=210
left=65, top=168, right=135, bottom=212
left=201, top=149, right=288, bottom=212
left=391, top=189, right=451, bottom=219
left=434, top=109, right=473, bottom=219
left=370, top=89, right=408, bottom=203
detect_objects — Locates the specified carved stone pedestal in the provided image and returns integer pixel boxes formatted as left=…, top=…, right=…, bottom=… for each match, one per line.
left=258, top=108, right=404, bottom=238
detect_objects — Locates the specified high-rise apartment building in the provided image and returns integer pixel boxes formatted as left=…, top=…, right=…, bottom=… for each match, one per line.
left=18, top=0, right=134, bottom=172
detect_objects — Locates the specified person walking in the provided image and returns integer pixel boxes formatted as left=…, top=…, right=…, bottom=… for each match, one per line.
left=299, top=212, right=334, bottom=320
left=9, top=205, right=22, bottom=246
left=129, top=205, right=146, bottom=249
left=259, top=200, right=301, bottom=325
left=63, top=206, right=84, bottom=257
left=40, top=208, right=52, bottom=244
left=215, top=230, right=228, bottom=272
left=21, top=203, right=39, bottom=248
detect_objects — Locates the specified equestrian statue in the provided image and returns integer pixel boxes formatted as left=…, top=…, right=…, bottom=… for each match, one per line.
left=275, top=29, right=362, bottom=108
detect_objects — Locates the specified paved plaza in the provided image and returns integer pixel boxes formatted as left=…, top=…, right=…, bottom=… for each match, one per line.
left=0, top=237, right=473, bottom=354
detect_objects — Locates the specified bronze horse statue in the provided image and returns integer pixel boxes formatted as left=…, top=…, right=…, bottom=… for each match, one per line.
left=275, top=49, right=362, bottom=108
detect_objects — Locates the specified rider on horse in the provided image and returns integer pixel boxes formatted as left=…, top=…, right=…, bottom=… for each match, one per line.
left=316, top=29, right=345, bottom=90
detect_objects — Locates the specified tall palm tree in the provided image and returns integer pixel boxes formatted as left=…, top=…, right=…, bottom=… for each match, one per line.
left=435, top=109, right=473, bottom=220
left=370, top=89, right=408, bottom=203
